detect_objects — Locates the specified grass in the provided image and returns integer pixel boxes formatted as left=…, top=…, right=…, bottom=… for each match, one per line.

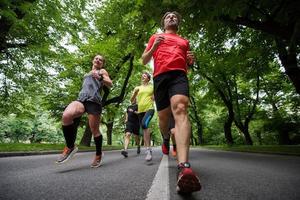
left=1, top=143, right=300, bottom=156
left=0, top=143, right=124, bottom=152
left=199, top=145, right=300, bottom=156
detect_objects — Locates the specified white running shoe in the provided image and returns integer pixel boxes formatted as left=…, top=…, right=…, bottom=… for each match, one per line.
left=145, top=149, right=152, bottom=161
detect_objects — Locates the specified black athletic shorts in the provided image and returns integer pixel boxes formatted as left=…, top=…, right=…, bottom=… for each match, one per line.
left=125, top=122, right=140, bottom=135
left=153, top=70, right=189, bottom=111
left=77, top=101, right=102, bottom=115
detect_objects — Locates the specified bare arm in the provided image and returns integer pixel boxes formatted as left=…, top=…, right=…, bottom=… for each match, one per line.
left=141, top=35, right=165, bottom=65
left=100, top=69, right=113, bottom=88
left=130, top=88, right=139, bottom=103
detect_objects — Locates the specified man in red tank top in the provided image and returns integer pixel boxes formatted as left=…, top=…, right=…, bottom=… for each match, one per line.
left=142, top=11, right=201, bottom=194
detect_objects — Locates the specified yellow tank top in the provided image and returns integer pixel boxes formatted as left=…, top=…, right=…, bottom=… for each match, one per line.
left=136, top=84, right=154, bottom=113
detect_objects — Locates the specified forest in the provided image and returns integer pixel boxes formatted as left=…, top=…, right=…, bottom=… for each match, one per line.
left=1, top=0, right=299, bottom=147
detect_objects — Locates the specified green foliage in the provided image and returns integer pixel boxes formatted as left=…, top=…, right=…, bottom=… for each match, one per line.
left=0, top=112, right=62, bottom=143
left=1, top=0, right=299, bottom=146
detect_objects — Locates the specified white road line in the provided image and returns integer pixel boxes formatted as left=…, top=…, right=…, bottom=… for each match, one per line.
left=146, top=155, right=170, bottom=200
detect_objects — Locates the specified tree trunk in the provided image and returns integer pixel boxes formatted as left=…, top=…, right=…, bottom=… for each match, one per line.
left=194, top=122, right=202, bottom=145
left=276, top=40, right=300, bottom=95
left=278, top=124, right=292, bottom=145
left=189, top=96, right=203, bottom=145
left=224, top=114, right=234, bottom=146
left=80, top=121, right=92, bottom=147
left=239, top=124, right=253, bottom=145
left=243, top=129, right=253, bottom=145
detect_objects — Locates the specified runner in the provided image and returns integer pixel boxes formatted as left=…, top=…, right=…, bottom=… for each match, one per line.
left=121, top=101, right=141, bottom=157
left=130, top=72, right=155, bottom=161
left=141, top=11, right=201, bottom=193
left=56, top=54, right=112, bottom=168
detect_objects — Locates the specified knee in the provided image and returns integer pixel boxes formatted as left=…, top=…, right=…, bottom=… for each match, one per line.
left=125, top=133, right=131, bottom=138
left=173, top=102, right=188, bottom=116
left=90, top=126, right=99, bottom=134
left=62, top=112, right=72, bottom=124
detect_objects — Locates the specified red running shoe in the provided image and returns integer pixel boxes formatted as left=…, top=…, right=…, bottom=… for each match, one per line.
left=162, top=139, right=170, bottom=155
left=177, top=162, right=201, bottom=193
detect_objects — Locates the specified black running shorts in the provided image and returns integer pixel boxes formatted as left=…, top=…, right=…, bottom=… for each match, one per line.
left=78, top=101, right=102, bottom=115
left=125, top=122, right=140, bottom=135
left=153, top=70, right=189, bottom=111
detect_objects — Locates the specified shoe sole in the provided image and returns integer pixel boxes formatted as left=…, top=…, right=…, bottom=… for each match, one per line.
left=177, top=173, right=201, bottom=193
left=56, top=147, right=78, bottom=164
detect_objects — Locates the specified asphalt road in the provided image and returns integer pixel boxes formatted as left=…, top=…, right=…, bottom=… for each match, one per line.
left=0, top=148, right=299, bottom=200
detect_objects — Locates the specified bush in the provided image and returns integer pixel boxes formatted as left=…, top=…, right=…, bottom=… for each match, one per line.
left=0, top=113, right=63, bottom=143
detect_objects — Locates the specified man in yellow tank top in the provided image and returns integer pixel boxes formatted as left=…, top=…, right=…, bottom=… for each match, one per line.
left=131, top=72, right=155, bottom=161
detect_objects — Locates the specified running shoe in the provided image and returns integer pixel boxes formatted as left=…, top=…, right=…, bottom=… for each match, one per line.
left=56, top=146, right=78, bottom=164
left=121, top=150, right=128, bottom=158
left=145, top=149, right=152, bottom=161
left=91, top=152, right=104, bottom=168
left=176, top=162, right=201, bottom=193
left=172, top=146, right=177, bottom=157
left=162, top=139, right=170, bottom=155
left=137, top=146, right=141, bottom=154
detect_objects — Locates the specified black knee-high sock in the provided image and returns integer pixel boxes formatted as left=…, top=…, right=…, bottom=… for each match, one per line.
left=62, top=124, right=77, bottom=149
left=163, top=138, right=170, bottom=145
left=94, top=135, right=103, bottom=156
left=62, top=117, right=80, bottom=149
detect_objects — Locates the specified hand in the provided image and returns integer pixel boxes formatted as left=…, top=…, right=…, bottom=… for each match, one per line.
left=187, top=51, right=195, bottom=66
left=92, top=70, right=103, bottom=81
left=153, top=35, right=165, bottom=49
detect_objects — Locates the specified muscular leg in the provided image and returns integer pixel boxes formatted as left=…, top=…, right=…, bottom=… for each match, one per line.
left=124, top=132, right=131, bottom=151
left=170, top=94, right=191, bottom=164
left=61, top=101, right=85, bottom=148
left=62, top=101, right=85, bottom=125
left=88, top=114, right=102, bottom=156
left=141, top=110, right=155, bottom=149
left=134, top=134, right=140, bottom=146
left=143, top=128, right=151, bottom=148
left=170, top=128, right=176, bottom=146
left=157, top=106, right=172, bottom=139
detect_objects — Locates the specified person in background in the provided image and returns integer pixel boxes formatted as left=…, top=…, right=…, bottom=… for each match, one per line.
left=121, top=101, right=141, bottom=157
left=131, top=72, right=155, bottom=161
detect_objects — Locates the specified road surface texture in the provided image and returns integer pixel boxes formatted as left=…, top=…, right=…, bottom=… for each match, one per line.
left=0, top=148, right=299, bottom=200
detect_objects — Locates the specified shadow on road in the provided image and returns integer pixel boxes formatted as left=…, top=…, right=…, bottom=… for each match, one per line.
left=55, top=165, right=92, bottom=173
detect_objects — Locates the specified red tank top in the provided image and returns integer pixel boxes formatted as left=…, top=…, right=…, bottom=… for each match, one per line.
left=146, top=33, right=190, bottom=77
